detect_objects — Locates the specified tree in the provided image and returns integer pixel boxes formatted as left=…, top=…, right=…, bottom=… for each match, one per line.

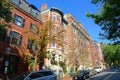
left=0, top=0, right=12, bottom=41
left=37, top=21, right=65, bottom=58
left=0, top=0, right=12, bottom=22
left=87, top=0, right=120, bottom=43
left=25, top=21, right=65, bottom=69
left=67, top=45, right=89, bottom=71
left=101, top=43, right=120, bottom=67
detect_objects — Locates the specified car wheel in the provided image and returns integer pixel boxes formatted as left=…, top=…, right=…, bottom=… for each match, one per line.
left=88, top=74, right=90, bottom=78
left=83, top=76, right=86, bottom=80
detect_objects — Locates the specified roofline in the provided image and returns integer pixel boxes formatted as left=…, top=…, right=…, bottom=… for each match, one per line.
left=41, top=7, right=63, bottom=16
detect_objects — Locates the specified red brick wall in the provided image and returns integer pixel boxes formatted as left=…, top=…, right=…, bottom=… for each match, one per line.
left=0, top=5, right=43, bottom=78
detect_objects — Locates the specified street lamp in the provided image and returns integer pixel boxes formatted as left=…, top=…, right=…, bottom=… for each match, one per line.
left=6, top=47, right=11, bottom=54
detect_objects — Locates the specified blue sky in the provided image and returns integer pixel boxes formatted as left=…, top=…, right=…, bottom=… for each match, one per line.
left=27, top=0, right=109, bottom=43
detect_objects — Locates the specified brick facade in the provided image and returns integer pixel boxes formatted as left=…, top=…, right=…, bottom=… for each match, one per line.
left=64, top=14, right=92, bottom=69
left=0, top=0, right=42, bottom=78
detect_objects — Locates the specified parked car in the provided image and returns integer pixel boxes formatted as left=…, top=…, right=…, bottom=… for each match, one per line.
left=89, top=69, right=97, bottom=76
left=94, top=66, right=102, bottom=73
left=72, top=70, right=90, bottom=80
left=110, top=65, right=117, bottom=69
left=14, top=70, right=57, bottom=80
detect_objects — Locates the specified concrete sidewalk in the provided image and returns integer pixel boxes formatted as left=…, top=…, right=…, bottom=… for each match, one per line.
left=58, top=76, right=72, bottom=80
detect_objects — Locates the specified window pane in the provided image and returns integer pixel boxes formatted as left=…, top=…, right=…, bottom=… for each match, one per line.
left=9, top=31, right=22, bottom=46
left=52, top=42, right=56, bottom=48
left=52, top=14, right=56, bottom=21
left=30, top=8, right=36, bottom=16
left=10, top=0, right=19, bottom=5
left=13, top=14, right=25, bottom=27
left=27, top=39, right=37, bottom=51
left=30, top=23, right=38, bottom=34
left=52, top=26, right=56, bottom=34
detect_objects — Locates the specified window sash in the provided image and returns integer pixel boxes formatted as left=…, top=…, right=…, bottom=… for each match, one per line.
left=13, top=14, right=25, bottom=27
left=10, top=0, right=19, bottom=5
left=52, top=14, right=56, bottom=21
left=52, top=42, right=56, bottom=48
left=9, top=31, right=22, bottom=46
left=27, top=39, right=37, bottom=51
left=30, top=23, right=38, bottom=34
left=52, top=26, right=56, bottom=34
left=30, top=8, right=36, bottom=16
left=73, top=27, right=76, bottom=34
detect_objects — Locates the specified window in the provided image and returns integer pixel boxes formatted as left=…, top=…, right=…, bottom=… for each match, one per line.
left=64, top=35, right=67, bottom=42
left=73, top=37, right=77, bottom=43
left=78, top=32, right=82, bottom=38
left=27, top=39, right=37, bottom=51
left=52, top=42, right=56, bottom=48
left=29, top=72, right=42, bottom=79
left=13, top=14, right=25, bottom=27
left=52, top=14, right=56, bottom=21
left=8, top=30, right=22, bottom=46
left=30, top=23, right=38, bottom=35
left=52, top=26, right=56, bottom=34
left=73, top=27, right=76, bottom=34
left=40, top=71, right=53, bottom=76
left=10, top=0, right=20, bottom=5
left=64, top=46, right=67, bottom=54
left=30, top=8, right=36, bottom=16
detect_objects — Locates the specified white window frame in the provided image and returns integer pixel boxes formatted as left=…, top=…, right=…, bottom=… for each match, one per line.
left=52, top=42, right=56, bottom=48
left=73, top=27, right=77, bottom=34
left=13, top=14, right=25, bottom=27
left=52, top=14, right=56, bottom=21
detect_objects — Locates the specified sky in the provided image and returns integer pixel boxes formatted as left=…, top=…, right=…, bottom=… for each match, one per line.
left=27, top=0, right=109, bottom=43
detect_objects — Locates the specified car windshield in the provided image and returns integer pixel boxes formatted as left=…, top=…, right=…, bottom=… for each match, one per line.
left=14, top=72, right=30, bottom=80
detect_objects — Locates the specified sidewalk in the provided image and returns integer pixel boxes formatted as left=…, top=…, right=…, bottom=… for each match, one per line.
left=58, top=76, right=72, bottom=80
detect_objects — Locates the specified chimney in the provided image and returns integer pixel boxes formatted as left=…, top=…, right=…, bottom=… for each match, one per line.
left=41, top=3, right=47, bottom=11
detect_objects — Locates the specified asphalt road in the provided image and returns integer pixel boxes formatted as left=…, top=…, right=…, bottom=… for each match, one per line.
left=87, top=68, right=120, bottom=80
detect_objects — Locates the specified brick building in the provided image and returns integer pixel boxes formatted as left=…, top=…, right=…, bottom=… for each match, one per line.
left=90, top=40, right=106, bottom=69
left=0, top=0, right=42, bottom=78
left=41, top=3, right=68, bottom=77
left=64, top=14, right=92, bottom=70
left=90, top=40, right=101, bottom=68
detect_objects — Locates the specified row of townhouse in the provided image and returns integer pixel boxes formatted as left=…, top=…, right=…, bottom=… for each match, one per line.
left=0, top=0, right=105, bottom=78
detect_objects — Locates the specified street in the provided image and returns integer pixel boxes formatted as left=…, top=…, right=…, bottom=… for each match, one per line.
left=58, top=68, right=120, bottom=80
left=88, top=68, right=120, bottom=80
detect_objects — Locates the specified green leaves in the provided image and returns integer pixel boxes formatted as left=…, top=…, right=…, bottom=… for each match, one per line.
left=0, top=0, right=12, bottom=41
left=87, top=0, right=120, bottom=43
left=102, top=43, right=120, bottom=66
left=0, top=0, right=12, bottom=23
left=25, top=54, right=35, bottom=67
left=0, top=24, right=7, bottom=41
